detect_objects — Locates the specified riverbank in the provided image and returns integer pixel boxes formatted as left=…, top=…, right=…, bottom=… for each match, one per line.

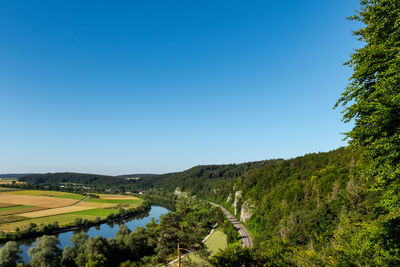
left=0, top=200, right=151, bottom=243
left=5, top=205, right=171, bottom=264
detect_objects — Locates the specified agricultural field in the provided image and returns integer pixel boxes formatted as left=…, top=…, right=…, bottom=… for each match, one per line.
left=0, top=190, right=143, bottom=232
left=0, top=178, right=25, bottom=185
left=0, top=187, right=19, bottom=191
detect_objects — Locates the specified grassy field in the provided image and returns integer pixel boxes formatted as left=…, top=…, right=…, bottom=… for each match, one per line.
left=69, top=208, right=120, bottom=217
left=85, top=198, right=142, bottom=205
left=171, top=229, right=228, bottom=267
left=0, top=206, right=46, bottom=216
left=0, top=187, right=19, bottom=192
left=0, top=215, right=26, bottom=224
left=0, top=214, right=98, bottom=231
left=204, top=229, right=228, bottom=254
left=0, top=190, right=143, bottom=232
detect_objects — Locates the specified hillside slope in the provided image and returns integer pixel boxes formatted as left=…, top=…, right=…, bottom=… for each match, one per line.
left=140, top=147, right=379, bottom=264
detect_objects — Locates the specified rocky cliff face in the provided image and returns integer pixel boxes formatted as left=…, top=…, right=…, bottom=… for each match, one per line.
left=233, top=191, right=242, bottom=215
left=240, top=199, right=253, bottom=222
left=226, top=193, right=232, bottom=203
left=226, top=190, right=253, bottom=222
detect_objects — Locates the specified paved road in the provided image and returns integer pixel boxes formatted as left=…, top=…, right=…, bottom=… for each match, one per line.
left=210, top=202, right=254, bottom=248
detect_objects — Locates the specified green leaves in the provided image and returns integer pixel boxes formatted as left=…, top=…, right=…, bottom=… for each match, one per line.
left=0, top=241, right=22, bottom=267
left=28, top=235, right=62, bottom=267
left=335, top=0, right=400, bottom=209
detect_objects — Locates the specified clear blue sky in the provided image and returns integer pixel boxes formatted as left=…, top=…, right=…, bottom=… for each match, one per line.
left=0, top=0, right=361, bottom=175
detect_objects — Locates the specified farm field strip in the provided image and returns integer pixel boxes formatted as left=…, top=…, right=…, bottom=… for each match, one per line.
left=0, top=194, right=78, bottom=208
left=96, top=194, right=139, bottom=199
left=0, top=206, right=47, bottom=216
left=68, top=208, right=120, bottom=217
left=0, top=187, right=19, bottom=192
left=0, top=202, right=15, bottom=207
left=76, top=201, right=118, bottom=209
left=0, top=178, right=22, bottom=185
left=84, top=198, right=142, bottom=205
left=21, top=205, right=94, bottom=218
left=0, top=215, right=27, bottom=225
left=0, top=205, right=33, bottom=212
left=0, top=214, right=98, bottom=231
left=0, top=190, right=144, bottom=232
left=2, top=190, right=84, bottom=199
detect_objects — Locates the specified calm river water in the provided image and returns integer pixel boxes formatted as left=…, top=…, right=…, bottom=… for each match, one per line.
left=11, top=205, right=169, bottom=262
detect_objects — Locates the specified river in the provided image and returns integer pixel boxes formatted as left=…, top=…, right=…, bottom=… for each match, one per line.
left=9, top=205, right=170, bottom=263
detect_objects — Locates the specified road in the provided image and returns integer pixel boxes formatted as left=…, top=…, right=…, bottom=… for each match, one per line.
left=209, top=202, right=254, bottom=248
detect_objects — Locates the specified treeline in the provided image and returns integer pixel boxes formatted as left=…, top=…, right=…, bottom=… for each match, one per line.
left=19, top=173, right=127, bottom=186
left=0, top=174, right=36, bottom=178
left=115, top=174, right=156, bottom=178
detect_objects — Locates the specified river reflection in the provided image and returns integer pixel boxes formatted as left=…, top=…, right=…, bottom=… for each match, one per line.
left=13, top=205, right=169, bottom=262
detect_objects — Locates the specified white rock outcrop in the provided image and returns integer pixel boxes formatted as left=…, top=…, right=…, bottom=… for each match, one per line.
left=233, top=191, right=242, bottom=215
left=240, top=200, right=253, bottom=222
left=226, top=193, right=232, bottom=203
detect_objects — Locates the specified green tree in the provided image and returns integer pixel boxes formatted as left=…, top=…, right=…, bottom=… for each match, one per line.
left=155, top=204, right=206, bottom=266
left=209, top=247, right=256, bottom=267
left=123, top=227, right=154, bottom=261
left=0, top=241, right=22, bottom=267
left=332, top=1, right=400, bottom=265
left=60, top=246, right=77, bottom=267
left=28, top=235, right=62, bottom=267
left=335, top=0, right=400, bottom=209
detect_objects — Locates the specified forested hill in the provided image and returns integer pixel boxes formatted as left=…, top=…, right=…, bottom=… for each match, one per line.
left=133, top=159, right=280, bottom=192
left=0, top=173, right=37, bottom=178
left=19, top=172, right=128, bottom=186
left=136, top=147, right=381, bottom=264
left=116, top=174, right=157, bottom=178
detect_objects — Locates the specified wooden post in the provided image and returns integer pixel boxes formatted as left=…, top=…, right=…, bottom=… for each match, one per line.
left=177, top=241, right=181, bottom=267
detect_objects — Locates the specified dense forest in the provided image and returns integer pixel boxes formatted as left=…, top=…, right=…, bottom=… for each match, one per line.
left=115, top=174, right=157, bottom=179
left=19, top=173, right=131, bottom=187
left=134, top=159, right=279, bottom=192
left=0, top=174, right=36, bottom=178
left=129, top=148, right=380, bottom=265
